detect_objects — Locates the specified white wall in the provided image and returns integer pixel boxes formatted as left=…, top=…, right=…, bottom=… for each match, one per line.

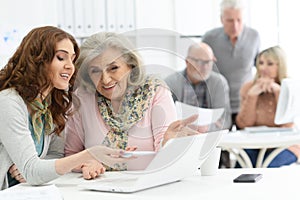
left=0, top=0, right=57, bottom=67
left=174, top=0, right=218, bottom=36
left=0, top=0, right=299, bottom=77
left=277, top=0, right=300, bottom=78
left=135, top=0, right=175, bottom=30
left=247, top=0, right=279, bottom=50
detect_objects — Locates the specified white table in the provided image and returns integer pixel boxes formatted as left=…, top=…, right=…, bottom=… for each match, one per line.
left=6, top=166, right=300, bottom=200
left=219, top=130, right=300, bottom=168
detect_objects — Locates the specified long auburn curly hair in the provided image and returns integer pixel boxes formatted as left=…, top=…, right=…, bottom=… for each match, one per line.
left=0, top=26, right=80, bottom=136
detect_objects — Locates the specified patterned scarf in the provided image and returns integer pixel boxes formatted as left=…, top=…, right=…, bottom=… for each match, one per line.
left=29, top=95, right=53, bottom=143
left=97, top=77, right=162, bottom=170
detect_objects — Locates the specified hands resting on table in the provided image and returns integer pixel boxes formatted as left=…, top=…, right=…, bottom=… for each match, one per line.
left=10, top=115, right=204, bottom=181
left=85, top=114, right=204, bottom=179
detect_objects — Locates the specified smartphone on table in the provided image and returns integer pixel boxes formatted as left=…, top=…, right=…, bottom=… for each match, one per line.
left=233, top=174, right=263, bottom=183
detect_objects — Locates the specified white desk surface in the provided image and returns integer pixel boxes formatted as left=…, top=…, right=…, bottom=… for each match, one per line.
left=218, top=131, right=300, bottom=168
left=9, top=166, right=300, bottom=200
left=219, top=130, right=300, bottom=148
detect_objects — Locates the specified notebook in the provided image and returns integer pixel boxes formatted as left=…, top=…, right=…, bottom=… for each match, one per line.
left=79, top=129, right=227, bottom=193
left=244, top=126, right=295, bottom=133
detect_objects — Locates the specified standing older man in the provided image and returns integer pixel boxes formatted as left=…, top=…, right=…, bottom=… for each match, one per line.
left=165, top=42, right=232, bottom=131
left=202, top=0, right=260, bottom=130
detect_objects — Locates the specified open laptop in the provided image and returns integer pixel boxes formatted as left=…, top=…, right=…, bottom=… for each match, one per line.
left=79, top=129, right=227, bottom=193
left=275, top=78, right=300, bottom=125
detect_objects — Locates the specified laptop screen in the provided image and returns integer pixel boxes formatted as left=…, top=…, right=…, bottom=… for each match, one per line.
left=274, top=78, right=300, bottom=124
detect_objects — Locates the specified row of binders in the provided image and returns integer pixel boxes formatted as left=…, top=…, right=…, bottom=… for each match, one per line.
left=57, top=0, right=136, bottom=38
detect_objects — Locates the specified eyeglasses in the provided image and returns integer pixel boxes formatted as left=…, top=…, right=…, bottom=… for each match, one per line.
left=187, top=57, right=213, bottom=66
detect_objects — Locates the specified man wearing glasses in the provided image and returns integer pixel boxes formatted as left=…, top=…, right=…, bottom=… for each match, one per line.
left=165, top=42, right=232, bottom=168
left=165, top=42, right=232, bottom=131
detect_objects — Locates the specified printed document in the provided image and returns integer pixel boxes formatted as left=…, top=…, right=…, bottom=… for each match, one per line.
left=175, top=101, right=224, bottom=125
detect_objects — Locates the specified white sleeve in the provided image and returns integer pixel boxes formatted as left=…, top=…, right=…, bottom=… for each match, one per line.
left=0, top=94, right=59, bottom=185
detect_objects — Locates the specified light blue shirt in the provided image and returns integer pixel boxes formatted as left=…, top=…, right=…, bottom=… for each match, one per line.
left=28, top=115, right=45, bottom=156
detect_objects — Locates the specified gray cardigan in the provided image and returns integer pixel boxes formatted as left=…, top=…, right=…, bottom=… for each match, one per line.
left=0, top=89, right=62, bottom=190
left=165, top=70, right=232, bottom=130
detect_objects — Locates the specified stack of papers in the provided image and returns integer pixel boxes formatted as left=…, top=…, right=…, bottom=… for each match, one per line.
left=175, top=101, right=224, bottom=125
left=0, top=184, right=62, bottom=200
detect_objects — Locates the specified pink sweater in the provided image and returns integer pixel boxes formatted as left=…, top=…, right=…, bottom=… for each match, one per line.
left=64, top=86, right=177, bottom=170
left=236, top=81, right=283, bottom=128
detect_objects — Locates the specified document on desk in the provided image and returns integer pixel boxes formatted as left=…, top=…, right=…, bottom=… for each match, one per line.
left=0, top=184, right=62, bottom=200
left=244, top=126, right=295, bottom=133
left=175, top=101, right=224, bottom=125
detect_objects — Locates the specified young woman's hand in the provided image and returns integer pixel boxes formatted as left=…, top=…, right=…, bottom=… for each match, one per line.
left=9, top=164, right=26, bottom=183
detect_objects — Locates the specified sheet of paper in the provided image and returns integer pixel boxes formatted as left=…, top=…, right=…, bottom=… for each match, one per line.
left=0, top=184, right=62, bottom=200
left=175, top=101, right=224, bottom=125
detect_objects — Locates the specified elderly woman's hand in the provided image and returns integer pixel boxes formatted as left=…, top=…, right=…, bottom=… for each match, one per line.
left=187, top=124, right=209, bottom=133
left=86, top=145, right=136, bottom=168
left=80, top=160, right=106, bottom=180
left=162, top=114, right=201, bottom=146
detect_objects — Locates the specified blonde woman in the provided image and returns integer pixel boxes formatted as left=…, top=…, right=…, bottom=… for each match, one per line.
left=236, top=46, right=299, bottom=167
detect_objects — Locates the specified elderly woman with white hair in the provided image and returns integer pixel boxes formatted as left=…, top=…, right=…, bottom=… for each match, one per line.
left=64, top=32, right=200, bottom=177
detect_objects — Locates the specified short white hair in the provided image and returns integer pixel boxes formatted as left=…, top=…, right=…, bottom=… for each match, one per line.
left=220, top=0, right=245, bottom=16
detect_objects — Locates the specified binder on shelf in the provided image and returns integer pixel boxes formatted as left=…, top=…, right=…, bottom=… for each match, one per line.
left=73, top=0, right=85, bottom=37
left=124, top=0, right=136, bottom=31
left=56, top=0, right=64, bottom=30
left=106, top=0, right=117, bottom=32
left=93, top=0, right=107, bottom=32
left=83, top=0, right=94, bottom=35
left=62, top=0, right=75, bottom=35
left=116, top=0, right=126, bottom=32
